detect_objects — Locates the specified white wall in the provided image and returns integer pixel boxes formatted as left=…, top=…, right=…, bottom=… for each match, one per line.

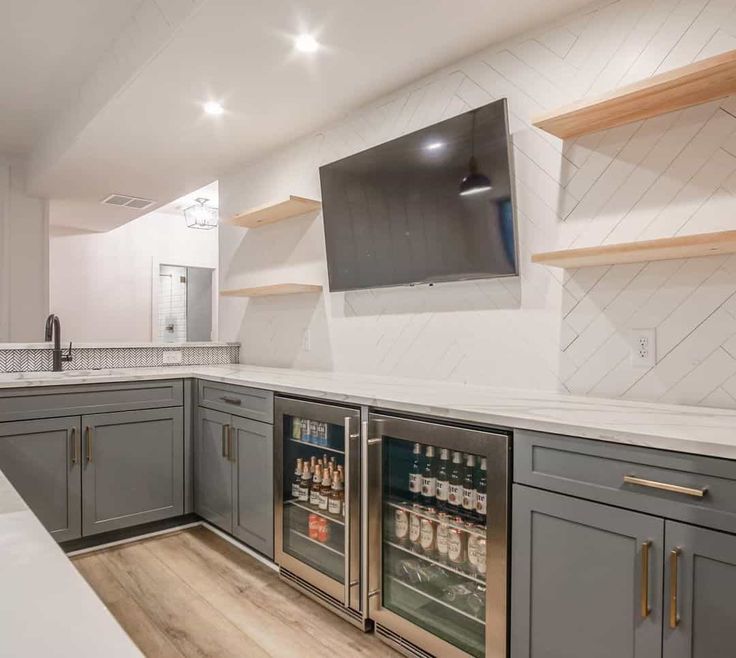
left=0, top=155, right=48, bottom=341
left=219, top=0, right=736, bottom=410
left=50, top=210, right=218, bottom=342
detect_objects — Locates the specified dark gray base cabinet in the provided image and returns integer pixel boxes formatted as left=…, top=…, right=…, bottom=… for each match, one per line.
left=195, top=407, right=273, bottom=558
left=512, top=485, right=736, bottom=658
left=0, top=417, right=81, bottom=542
left=81, top=408, right=184, bottom=536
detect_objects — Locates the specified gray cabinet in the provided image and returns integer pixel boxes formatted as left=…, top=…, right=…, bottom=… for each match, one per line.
left=232, top=414, right=273, bottom=557
left=194, top=407, right=274, bottom=559
left=0, top=417, right=82, bottom=541
left=512, top=484, right=664, bottom=658
left=194, top=407, right=232, bottom=530
left=663, top=522, right=736, bottom=658
left=81, top=408, right=184, bottom=536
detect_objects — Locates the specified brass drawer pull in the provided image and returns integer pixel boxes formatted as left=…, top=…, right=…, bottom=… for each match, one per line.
left=669, top=548, right=681, bottom=629
left=624, top=475, right=707, bottom=498
left=221, top=396, right=242, bottom=405
left=640, top=540, right=651, bottom=618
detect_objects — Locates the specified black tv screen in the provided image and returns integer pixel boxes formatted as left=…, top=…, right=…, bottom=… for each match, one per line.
left=319, top=99, right=517, bottom=292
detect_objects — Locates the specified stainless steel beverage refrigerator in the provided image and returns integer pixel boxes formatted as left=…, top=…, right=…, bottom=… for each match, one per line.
left=365, top=413, right=510, bottom=658
left=274, top=396, right=367, bottom=629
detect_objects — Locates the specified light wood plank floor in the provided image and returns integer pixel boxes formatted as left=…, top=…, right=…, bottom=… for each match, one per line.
left=73, top=527, right=399, bottom=658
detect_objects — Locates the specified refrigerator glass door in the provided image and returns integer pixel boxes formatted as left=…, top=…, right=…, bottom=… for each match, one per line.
left=367, top=415, right=509, bottom=658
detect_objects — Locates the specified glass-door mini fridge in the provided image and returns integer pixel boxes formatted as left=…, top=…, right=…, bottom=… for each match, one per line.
left=365, top=413, right=510, bottom=658
left=274, top=396, right=366, bottom=628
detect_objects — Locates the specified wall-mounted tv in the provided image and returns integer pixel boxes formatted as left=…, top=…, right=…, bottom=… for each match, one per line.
left=319, top=98, right=517, bottom=292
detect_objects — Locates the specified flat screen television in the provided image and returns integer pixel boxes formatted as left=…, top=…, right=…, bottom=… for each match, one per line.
left=319, top=98, right=517, bottom=292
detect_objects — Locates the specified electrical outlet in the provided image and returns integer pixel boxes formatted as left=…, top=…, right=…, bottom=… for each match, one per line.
left=162, top=350, right=183, bottom=365
left=630, top=329, right=656, bottom=367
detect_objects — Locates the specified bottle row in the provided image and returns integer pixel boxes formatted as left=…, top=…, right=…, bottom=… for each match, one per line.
left=391, top=502, right=486, bottom=580
left=408, top=444, right=488, bottom=525
left=291, top=456, right=345, bottom=517
left=393, top=558, right=486, bottom=620
left=290, top=417, right=336, bottom=448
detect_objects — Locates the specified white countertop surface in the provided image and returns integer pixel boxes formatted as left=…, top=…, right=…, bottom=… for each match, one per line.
left=0, top=469, right=141, bottom=657
left=1, top=364, right=735, bottom=459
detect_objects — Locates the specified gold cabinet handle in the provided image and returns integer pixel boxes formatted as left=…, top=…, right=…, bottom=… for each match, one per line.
left=222, top=424, right=229, bottom=459
left=229, top=426, right=236, bottom=462
left=640, top=540, right=651, bottom=618
left=669, top=548, right=681, bottom=629
left=624, top=475, right=707, bottom=498
left=85, top=426, right=93, bottom=463
left=70, top=427, right=78, bottom=465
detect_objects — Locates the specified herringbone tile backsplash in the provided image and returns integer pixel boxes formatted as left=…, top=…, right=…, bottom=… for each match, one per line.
left=220, top=0, right=736, bottom=410
left=0, top=345, right=239, bottom=373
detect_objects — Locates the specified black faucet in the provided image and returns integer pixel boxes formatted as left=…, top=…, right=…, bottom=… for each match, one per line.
left=44, top=314, right=73, bottom=372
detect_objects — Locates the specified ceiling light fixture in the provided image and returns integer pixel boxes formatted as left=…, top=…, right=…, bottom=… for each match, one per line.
left=295, top=34, right=319, bottom=53
left=459, top=110, right=492, bottom=196
left=203, top=101, right=224, bottom=116
left=183, top=197, right=218, bottom=230
left=426, top=141, right=445, bottom=151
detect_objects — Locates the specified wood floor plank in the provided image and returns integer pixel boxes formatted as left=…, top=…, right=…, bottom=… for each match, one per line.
left=73, top=528, right=398, bottom=658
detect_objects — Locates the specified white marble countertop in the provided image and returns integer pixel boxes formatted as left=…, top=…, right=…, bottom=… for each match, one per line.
left=0, top=469, right=141, bottom=657
left=0, top=341, right=239, bottom=349
left=1, top=364, right=735, bottom=459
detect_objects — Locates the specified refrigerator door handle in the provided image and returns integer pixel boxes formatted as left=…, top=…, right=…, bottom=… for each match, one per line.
left=365, top=421, right=384, bottom=615
left=344, top=416, right=351, bottom=607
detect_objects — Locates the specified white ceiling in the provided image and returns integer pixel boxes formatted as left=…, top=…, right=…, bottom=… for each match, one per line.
left=8, top=0, right=593, bottom=230
left=0, top=0, right=141, bottom=154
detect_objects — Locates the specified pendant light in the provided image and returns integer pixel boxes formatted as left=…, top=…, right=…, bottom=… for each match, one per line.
left=459, top=111, right=492, bottom=196
left=183, top=197, right=218, bottom=230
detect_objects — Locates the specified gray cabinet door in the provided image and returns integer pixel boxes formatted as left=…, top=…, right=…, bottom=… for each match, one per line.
left=512, top=485, right=664, bottom=658
left=194, top=407, right=233, bottom=532
left=81, top=408, right=183, bottom=536
left=0, top=417, right=81, bottom=542
left=232, top=415, right=274, bottom=558
left=663, top=521, right=736, bottom=658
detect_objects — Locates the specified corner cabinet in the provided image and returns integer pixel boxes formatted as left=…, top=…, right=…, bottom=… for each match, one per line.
left=195, top=382, right=274, bottom=559
left=512, top=429, right=736, bottom=658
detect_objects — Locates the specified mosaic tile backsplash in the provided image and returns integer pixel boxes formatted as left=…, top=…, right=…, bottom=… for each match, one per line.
left=0, top=344, right=239, bottom=373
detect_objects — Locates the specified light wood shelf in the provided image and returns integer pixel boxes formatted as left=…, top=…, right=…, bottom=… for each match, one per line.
left=531, top=230, right=736, bottom=269
left=532, top=49, right=736, bottom=139
left=219, top=283, right=323, bottom=297
left=228, top=195, right=321, bottom=229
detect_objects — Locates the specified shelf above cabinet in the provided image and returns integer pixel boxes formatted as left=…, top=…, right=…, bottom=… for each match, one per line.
left=531, top=230, right=736, bottom=269
left=220, top=283, right=323, bottom=297
left=532, top=49, right=736, bottom=139
left=228, top=195, right=321, bottom=229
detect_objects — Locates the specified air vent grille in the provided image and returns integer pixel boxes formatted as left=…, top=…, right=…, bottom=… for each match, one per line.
left=101, top=194, right=155, bottom=210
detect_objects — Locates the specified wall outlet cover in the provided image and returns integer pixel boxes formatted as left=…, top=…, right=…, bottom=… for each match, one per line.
left=162, top=350, right=183, bottom=365
left=630, top=329, right=656, bottom=368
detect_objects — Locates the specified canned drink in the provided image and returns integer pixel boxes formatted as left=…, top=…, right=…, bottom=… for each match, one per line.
left=420, top=516, right=436, bottom=556
left=436, top=512, right=450, bottom=562
left=447, top=516, right=467, bottom=567
left=308, top=513, right=320, bottom=540
left=317, top=516, right=330, bottom=543
left=467, top=524, right=481, bottom=572
left=409, top=504, right=422, bottom=549
left=475, top=531, right=487, bottom=579
left=394, top=506, right=410, bottom=545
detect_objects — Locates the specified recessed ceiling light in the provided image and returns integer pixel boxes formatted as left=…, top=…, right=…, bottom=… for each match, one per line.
left=295, top=34, right=319, bottom=53
left=203, top=101, right=224, bottom=116
left=426, top=141, right=444, bottom=151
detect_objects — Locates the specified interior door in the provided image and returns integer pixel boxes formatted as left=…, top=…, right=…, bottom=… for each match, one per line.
left=0, top=417, right=81, bottom=541
left=663, top=521, right=736, bottom=658
left=82, top=408, right=183, bottom=535
left=511, top=485, right=664, bottom=658
left=194, top=407, right=233, bottom=532
left=232, top=414, right=274, bottom=558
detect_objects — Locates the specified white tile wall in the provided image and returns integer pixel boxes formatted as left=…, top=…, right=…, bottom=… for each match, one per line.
left=158, top=265, right=187, bottom=342
left=220, top=0, right=736, bottom=410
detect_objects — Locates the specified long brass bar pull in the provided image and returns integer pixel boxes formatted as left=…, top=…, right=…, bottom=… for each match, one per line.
left=640, top=541, right=651, bottom=618
left=85, top=426, right=93, bottom=463
left=624, top=475, right=707, bottom=498
left=222, top=425, right=229, bottom=459
left=669, top=548, right=681, bottom=629
left=70, top=427, right=78, bottom=465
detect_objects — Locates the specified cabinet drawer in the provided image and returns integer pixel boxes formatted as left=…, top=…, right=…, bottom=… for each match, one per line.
left=197, top=380, right=273, bottom=424
left=0, top=380, right=183, bottom=422
left=515, top=429, right=736, bottom=534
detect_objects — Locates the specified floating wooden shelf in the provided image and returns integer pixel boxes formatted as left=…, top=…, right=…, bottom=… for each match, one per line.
left=229, top=195, right=321, bottom=229
left=532, top=230, right=736, bottom=269
left=533, top=49, right=736, bottom=139
left=219, top=283, right=323, bottom=297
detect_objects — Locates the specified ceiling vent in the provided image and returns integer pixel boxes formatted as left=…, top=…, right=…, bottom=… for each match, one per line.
left=101, top=194, right=156, bottom=210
